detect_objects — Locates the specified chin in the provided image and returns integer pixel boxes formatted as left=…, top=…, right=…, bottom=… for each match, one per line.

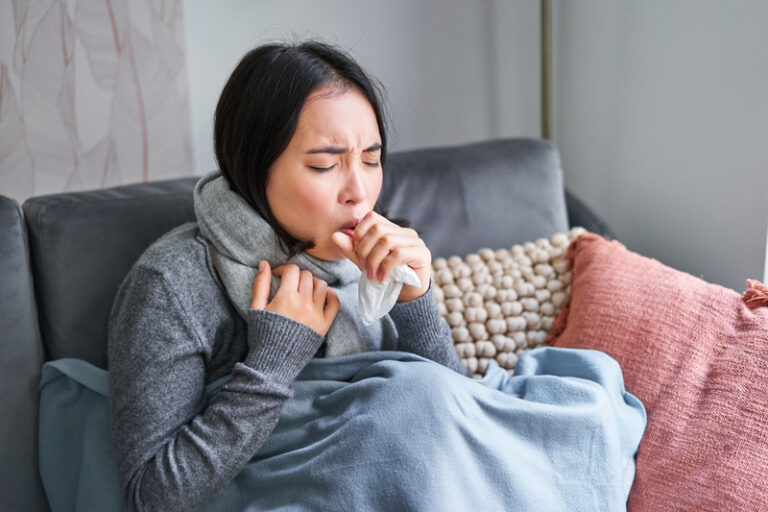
left=307, top=243, right=346, bottom=262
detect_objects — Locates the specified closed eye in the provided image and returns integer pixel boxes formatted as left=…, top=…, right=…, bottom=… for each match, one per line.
left=310, top=162, right=379, bottom=172
left=309, top=165, right=336, bottom=172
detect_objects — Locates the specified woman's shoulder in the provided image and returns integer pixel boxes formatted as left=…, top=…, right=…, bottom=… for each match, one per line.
left=130, top=222, right=213, bottom=285
left=114, top=222, right=235, bottom=340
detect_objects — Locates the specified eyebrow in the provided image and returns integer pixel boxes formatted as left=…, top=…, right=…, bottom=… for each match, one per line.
left=305, top=143, right=382, bottom=154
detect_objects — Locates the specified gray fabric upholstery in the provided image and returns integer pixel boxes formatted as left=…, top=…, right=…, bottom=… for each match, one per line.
left=22, top=138, right=574, bottom=370
left=23, top=179, right=197, bottom=368
left=0, top=197, right=49, bottom=511
left=380, top=138, right=570, bottom=258
left=565, top=189, right=614, bottom=239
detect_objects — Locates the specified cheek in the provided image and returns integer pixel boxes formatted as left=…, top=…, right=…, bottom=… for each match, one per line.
left=295, top=182, right=335, bottom=217
left=368, top=169, right=383, bottom=200
left=266, top=173, right=328, bottom=229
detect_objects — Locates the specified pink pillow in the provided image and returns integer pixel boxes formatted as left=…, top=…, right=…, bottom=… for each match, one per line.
left=547, top=233, right=768, bottom=511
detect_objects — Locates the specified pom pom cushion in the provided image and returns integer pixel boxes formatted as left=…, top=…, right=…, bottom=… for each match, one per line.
left=547, top=232, right=768, bottom=511
left=431, top=228, right=585, bottom=378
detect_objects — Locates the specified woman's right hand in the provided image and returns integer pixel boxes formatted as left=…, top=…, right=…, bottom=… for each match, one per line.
left=250, top=260, right=340, bottom=336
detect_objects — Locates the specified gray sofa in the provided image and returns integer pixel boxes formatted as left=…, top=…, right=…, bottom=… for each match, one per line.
left=0, top=138, right=611, bottom=511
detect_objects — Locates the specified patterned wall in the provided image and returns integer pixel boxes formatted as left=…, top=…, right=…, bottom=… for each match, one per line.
left=0, top=0, right=194, bottom=202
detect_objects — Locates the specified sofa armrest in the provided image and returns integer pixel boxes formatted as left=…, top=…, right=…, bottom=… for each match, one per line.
left=0, top=196, right=49, bottom=511
left=565, top=189, right=613, bottom=239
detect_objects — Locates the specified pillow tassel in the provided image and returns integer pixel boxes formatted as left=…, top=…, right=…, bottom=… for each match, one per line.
left=743, top=279, right=768, bottom=309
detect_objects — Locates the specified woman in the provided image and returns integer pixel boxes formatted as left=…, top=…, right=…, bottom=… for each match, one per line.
left=107, top=40, right=469, bottom=512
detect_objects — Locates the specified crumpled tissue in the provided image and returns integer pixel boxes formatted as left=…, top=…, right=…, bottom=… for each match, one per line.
left=358, top=264, right=421, bottom=325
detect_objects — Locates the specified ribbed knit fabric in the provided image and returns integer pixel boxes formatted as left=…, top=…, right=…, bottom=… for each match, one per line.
left=107, top=222, right=469, bottom=512
left=244, top=309, right=324, bottom=386
left=194, top=170, right=377, bottom=357
left=389, top=281, right=466, bottom=371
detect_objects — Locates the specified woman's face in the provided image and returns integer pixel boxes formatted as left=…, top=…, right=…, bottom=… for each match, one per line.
left=266, top=84, right=383, bottom=261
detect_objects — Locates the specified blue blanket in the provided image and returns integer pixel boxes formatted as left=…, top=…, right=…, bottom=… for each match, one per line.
left=39, top=347, right=645, bottom=511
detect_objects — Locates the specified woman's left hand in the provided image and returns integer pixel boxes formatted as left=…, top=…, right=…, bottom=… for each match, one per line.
left=330, top=211, right=431, bottom=302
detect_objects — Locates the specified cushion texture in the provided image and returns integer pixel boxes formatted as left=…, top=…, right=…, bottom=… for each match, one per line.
left=547, top=232, right=768, bottom=511
left=432, top=228, right=584, bottom=378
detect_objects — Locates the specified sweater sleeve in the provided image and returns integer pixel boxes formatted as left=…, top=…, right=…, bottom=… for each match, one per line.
left=388, top=279, right=471, bottom=377
left=107, top=266, right=323, bottom=512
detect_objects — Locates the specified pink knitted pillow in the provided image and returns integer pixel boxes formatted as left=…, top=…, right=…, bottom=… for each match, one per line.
left=548, top=233, right=768, bottom=511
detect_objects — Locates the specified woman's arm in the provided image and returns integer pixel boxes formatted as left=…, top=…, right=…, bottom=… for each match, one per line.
left=108, top=266, right=324, bottom=512
left=388, top=279, right=472, bottom=377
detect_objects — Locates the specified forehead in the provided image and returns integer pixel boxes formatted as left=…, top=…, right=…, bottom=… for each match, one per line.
left=294, top=86, right=380, bottom=145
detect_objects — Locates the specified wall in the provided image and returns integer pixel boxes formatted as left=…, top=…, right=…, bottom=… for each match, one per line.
left=552, top=0, right=768, bottom=291
left=0, top=0, right=194, bottom=203
left=182, top=0, right=541, bottom=175
left=0, top=0, right=541, bottom=202
left=6, top=1, right=761, bottom=289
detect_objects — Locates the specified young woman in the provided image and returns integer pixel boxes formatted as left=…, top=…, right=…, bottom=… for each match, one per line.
left=107, top=40, right=469, bottom=512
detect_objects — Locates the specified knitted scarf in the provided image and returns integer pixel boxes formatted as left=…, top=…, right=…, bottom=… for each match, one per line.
left=193, top=171, right=396, bottom=357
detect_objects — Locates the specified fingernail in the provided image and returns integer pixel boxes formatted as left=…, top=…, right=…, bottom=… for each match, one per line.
left=367, top=270, right=373, bottom=279
left=258, top=260, right=265, bottom=270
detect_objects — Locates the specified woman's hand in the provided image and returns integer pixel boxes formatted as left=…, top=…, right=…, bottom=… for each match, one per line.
left=331, top=211, right=431, bottom=303
left=250, top=260, right=340, bottom=336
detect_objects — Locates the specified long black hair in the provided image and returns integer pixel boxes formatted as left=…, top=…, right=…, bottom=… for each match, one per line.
left=214, top=40, right=406, bottom=259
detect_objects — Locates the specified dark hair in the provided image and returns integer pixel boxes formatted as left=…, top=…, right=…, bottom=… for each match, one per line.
left=214, top=40, right=407, bottom=259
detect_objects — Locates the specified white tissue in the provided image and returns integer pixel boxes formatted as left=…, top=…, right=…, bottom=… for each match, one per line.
left=358, top=264, right=422, bottom=325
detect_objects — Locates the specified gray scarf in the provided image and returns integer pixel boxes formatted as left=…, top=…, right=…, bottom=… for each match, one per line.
left=193, top=171, right=396, bottom=357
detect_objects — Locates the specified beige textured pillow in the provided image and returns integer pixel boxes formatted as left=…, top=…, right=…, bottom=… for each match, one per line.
left=432, top=228, right=585, bottom=378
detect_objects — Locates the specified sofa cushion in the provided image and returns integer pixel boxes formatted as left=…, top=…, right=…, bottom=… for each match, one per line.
left=0, top=196, right=49, bottom=511
left=547, top=232, right=768, bottom=510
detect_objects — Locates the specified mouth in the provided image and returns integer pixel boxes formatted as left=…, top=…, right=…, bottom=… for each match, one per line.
left=338, top=218, right=361, bottom=236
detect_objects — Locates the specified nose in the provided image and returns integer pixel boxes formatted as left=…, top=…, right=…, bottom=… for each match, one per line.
left=339, top=164, right=367, bottom=205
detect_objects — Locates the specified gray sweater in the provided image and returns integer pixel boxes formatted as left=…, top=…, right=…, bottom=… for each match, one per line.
left=107, top=223, right=469, bottom=512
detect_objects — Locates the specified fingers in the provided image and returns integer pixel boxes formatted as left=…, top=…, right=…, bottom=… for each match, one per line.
left=312, top=277, right=328, bottom=305
left=323, top=289, right=341, bottom=321
left=352, top=214, right=398, bottom=257
left=364, top=235, right=420, bottom=280
left=270, top=263, right=335, bottom=308
left=250, top=260, right=272, bottom=310
left=331, top=211, right=422, bottom=281
left=330, top=231, right=363, bottom=269
left=378, top=244, right=426, bottom=281
left=354, top=223, right=393, bottom=260
left=298, top=269, right=314, bottom=296
left=271, top=264, right=299, bottom=295
left=271, top=265, right=328, bottom=297
left=352, top=210, right=388, bottom=244
left=352, top=213, right=421, bottom=281
left=265, top=263, right=340, bottom=335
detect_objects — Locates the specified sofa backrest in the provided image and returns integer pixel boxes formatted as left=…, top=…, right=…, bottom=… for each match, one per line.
left=22, top=138, right=568, bottom=369
left=380, top=138, right=568, bottom=258
left=0, top=197, right=49, bottom=511
left=23, top=178, right=198, bottom=369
